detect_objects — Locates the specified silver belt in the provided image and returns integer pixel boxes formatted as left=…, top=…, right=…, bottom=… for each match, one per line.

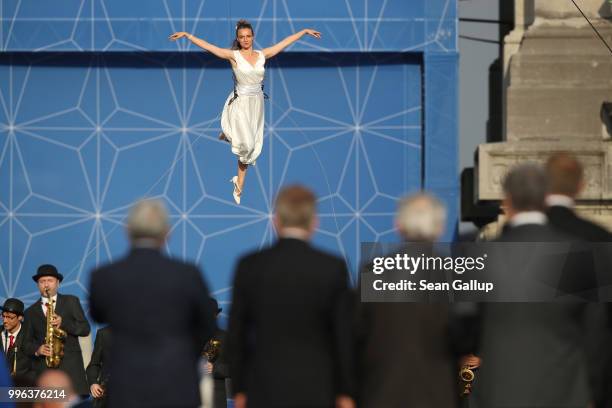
left=235, top=83, right=263, bottom=96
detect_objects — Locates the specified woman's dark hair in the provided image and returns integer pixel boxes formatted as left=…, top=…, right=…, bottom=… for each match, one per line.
left=231, top=19, right=254, bottom=50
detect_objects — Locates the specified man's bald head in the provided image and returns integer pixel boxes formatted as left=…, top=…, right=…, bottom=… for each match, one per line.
left=396, top=193, right=446, bottom=242
left=37, top=369, right=74, bottom=395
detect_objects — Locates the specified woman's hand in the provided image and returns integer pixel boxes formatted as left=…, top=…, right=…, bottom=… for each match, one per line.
left=302, top=29, right=321, bottom=39
left=169, top=32, right=191, bottom=41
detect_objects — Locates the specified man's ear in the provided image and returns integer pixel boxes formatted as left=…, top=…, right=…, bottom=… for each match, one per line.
left=501, top=196, right=510, bottom=214
left=577, top=179, right=586, bottom=197
left=273, top=214, right=282, bottom=233
left=394, top=218, right=402, bottom=234
left=310, top=215, right=320, bottom=233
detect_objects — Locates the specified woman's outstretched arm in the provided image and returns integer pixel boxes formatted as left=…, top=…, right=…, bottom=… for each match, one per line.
left=169, top=32, right=233, bottom=60
left=262, top=29, right=321, bottom=59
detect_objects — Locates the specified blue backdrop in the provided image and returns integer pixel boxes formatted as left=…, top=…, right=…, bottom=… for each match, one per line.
left=0, top=0, right=458, bottom=326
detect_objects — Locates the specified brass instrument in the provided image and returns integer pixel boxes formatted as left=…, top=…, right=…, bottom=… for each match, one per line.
left=459, top=366, right=475, bottom=396
left=202, top=339, right=221, bottom=363
left=44, top=289, right=66, bottom=368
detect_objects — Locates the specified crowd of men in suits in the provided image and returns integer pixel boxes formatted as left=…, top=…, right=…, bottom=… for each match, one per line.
left=1, top=151, right=611, bottom=408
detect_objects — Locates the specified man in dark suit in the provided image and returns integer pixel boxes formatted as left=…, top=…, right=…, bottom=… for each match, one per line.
left=1, top=298, right=33, bottom=379
left=23, top=264, right=90, bottom=395
left=89, top=199, right=216, bottom=408
left=476, top=163, right=599, bottom=408
left=228, top=185, right=355, bottom=408
left=545, top=153, right=612, bottom=407
left=545, top=152, right=611, bottom=241
left=355, top=193, right=464, bottom=408
left=86, top=326, right=111, bottom=407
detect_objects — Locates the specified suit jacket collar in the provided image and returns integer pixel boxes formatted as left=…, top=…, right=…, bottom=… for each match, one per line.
left=131, top=240, right=163, bottom=250
left=53, top=293, right=65, bottom=316
left=30, top=298, right=45, bottom=322
left=499, top=222, right=557, bottom=242
left=12, top=327, right=26, bottom=349
left=14, top=327, right=25, bottom=344
left=503, top=223, right=548, bottom=232
left=31, top=293, right=64, bottom=321
left=278, top=227, right=311, bottom=241
left=129, top=247, right=162, bottom=257
left=276, top=237, right=311, bottom=247
left=548, top=204, right=576, bottom=217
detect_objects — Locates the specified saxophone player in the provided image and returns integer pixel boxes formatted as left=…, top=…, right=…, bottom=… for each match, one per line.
left=23, top=264, right=91, bottom=396
left=1, top=298, right=33, bottom=379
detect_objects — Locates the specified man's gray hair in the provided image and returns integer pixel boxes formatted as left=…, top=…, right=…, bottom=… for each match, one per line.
left=396, top=193, right=446, bottom=242
left=127, top=199, right=169, bottom=241
left=502, top=163, right=548, bottom=212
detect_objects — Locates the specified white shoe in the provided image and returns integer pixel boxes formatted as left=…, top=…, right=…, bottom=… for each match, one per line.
left=230, top=176, right=242, bottom=205
left=218, top=132, right=229, bottom=143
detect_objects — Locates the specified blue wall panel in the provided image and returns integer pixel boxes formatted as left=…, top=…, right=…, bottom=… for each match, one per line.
left=424, top=52, right=459, bottom=240
left=1, top=0, right=456, bottom=52
left=0, top=1, right=457, bottom=326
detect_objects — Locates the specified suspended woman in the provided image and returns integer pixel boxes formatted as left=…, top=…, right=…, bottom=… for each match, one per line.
left=170, top=20, right=321, bottom=204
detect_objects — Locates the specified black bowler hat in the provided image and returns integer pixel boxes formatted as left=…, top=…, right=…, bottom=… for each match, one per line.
left=210, top=298, right=222, bottom=315
left=32, top=264, right=64, bottom=283
left=1, top=298, right=24, bottom=316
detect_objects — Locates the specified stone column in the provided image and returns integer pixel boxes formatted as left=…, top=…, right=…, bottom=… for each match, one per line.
left=502, top=0, right=535, bottom=140
left=476, top=0, right=612, bottom=228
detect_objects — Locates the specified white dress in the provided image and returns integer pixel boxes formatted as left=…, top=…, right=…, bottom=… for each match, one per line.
left=220, top=49, right=265, bottom=165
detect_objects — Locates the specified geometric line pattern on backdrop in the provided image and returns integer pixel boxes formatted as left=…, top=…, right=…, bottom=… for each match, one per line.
left=0, top=53, right=422, bottom=320
left=0, top=0, right=456, bottom=326
left=1, top=0, right=456, bottom=53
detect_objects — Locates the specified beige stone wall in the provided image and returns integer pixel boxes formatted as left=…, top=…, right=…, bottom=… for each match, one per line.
left=475, top=0, right=612, bottom=232
left=535, top=0, right=611, bottom=20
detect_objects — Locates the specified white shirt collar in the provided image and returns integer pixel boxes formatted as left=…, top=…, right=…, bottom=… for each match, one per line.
left=509, top=211, right=548, bottom=227
left=278, top=227, right=310, bottom=241
left=546, top=194, right=575, bottom=209
left=42, top=294, right=57, bottom=305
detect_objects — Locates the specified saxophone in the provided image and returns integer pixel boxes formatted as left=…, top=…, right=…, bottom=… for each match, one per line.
left=44, top=289, right=66, bottom=368
left=202, top=339, right=221, bottom=363
left=459, top=366, right=475, bottom=396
